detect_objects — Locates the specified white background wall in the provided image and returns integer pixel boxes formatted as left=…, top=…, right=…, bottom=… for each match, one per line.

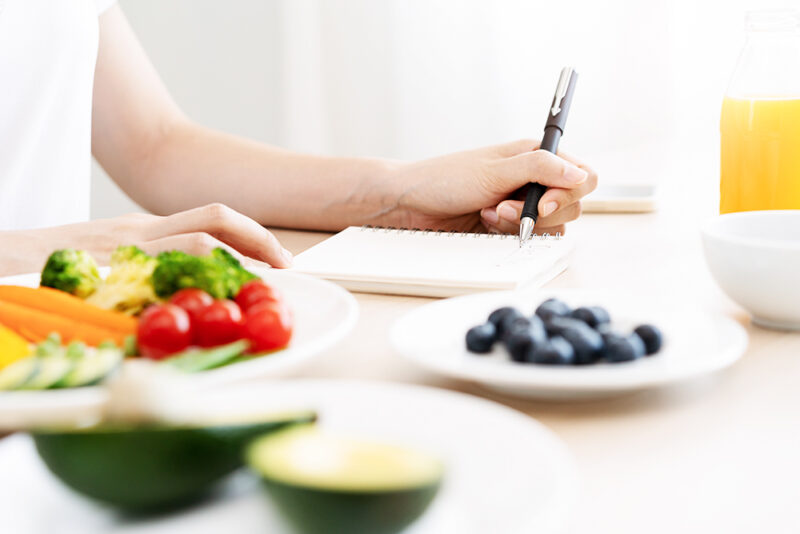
left=91, top=0, right=799, bottom=219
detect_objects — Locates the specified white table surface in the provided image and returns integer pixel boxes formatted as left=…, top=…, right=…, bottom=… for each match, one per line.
left=272, top=173, right=800, bottom=534
left=4, top=164, right=798, bottom=533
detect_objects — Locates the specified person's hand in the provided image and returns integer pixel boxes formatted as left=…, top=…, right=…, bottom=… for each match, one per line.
left=384, top=139, right=597, bottom=234
left=0, top=203, right=292, bottom=277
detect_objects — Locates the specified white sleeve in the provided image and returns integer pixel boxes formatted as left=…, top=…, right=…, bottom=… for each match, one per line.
left=96, top=0, right=117, bottom=14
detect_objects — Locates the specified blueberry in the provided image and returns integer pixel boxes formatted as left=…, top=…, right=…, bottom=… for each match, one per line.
left=560, top=325, right=604, bottom=365
left=506, top=331, right=538, bottom=362
left=571, top=306, right=611, bottom=329
left=499, top=316, right=529, bottom=342
left=605, top=333, right=646, bottom=363
left=466, top=323, right=497, bottom=353
left=504, top=315, right=547, bottom=345
left=531, top=336, right=575, bottom=365
left=544, top=316, right=587, bottom=338
left=535, top=298, right=572, bottom=322
left=633, top=324, right=663, bottom=355
left=488, top=307, right=524, bottom=339
left=595, top=322, right=614, bottom=336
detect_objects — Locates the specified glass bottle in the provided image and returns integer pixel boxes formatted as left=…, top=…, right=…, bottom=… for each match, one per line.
left=720, top=9, right=800, bottom=214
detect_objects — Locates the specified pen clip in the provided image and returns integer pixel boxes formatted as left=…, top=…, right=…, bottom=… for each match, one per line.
left=550, top=67, right=574, bottom=117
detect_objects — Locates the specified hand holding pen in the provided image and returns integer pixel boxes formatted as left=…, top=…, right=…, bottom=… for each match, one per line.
left=519, top=67, right=579, bottom=245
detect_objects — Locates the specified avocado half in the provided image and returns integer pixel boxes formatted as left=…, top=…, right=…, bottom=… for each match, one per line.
left=247, top=426, right=444, bottom=534
left=32, top=412, right=315, bottom=512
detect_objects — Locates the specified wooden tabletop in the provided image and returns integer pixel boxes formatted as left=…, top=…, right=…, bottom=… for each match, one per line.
left=272, top=183, right=800, bottom=533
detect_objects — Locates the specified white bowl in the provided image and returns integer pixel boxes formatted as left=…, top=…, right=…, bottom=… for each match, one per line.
left=702, top=210, right=800, bottom=330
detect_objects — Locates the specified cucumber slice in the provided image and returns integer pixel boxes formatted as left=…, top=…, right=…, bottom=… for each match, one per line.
left=18, top=356, right=75, bottom=390
left=247, top=426, right=444, bottom=534
left=164, top=340, right=249, bottom=373
left=65, top=341, right=88, bottom=360
left=55, top=348, right=123, bottom=388
left=0, top=357, right=40, bottom=391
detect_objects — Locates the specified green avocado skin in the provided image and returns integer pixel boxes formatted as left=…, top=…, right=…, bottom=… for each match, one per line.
left=262, top=478, right=441, bottom=534
left=33, top=418, right=312, bottom=513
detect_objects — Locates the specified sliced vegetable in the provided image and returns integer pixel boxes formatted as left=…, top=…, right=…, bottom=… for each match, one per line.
left=123, top=335, right=138, bottom=357
left=19, top=355, right=74, bottom=390
left=164, top=340, right=250, bottom=373
left=248, top=426, right=443, bottom=534
left=65, top=340, right=88, bottom=359
left=33, top=412, right=316, bottom=511
left=0, top=357, right=40, bottom=391
left=34, top=333, right=62, bottom=357
left=0, top=323, right=32, bottom=370
left=0, top=300, right=127, bottom=345
left=55, top=347, right=123, bottom=388
left=0, top=286, right=136, bottom=334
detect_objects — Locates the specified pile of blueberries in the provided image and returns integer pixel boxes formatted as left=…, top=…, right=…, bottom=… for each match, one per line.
left=465, top=298, right=663, bottom=365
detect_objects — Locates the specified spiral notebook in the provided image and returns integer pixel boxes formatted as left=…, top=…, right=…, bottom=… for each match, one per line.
left=292, top=226, right=573, bottom=297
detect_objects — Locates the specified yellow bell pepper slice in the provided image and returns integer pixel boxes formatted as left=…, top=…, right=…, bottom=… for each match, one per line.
left=0, top=323, right=32, bottom=370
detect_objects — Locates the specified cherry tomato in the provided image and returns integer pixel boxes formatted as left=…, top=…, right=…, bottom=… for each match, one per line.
left=235, top=280, right=282, bottom=312
left=195, top=299, right=244, bottom=347
left=243, top=301, right=293, bottom=352
left=137, top=304, right=192, bottom=360
left=169, top=288, right=213, bottom=324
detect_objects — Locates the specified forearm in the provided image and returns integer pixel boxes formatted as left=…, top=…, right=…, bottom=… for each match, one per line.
left=116, top=120, right=404, bottom=231
left=0, top=230, right=50, bottom=276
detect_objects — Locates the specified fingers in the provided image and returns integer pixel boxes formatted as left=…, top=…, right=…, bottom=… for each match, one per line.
left=493, top=138, right=540, bottom=157
left=537, top=170, right=597, bottom=216
left=489, top=150, right=589, bottom=192
left=481, top=199, right=583, bottom=233
left=140, top=234, right=275, bottom=270
left=144, top=204, right=292, bottom=268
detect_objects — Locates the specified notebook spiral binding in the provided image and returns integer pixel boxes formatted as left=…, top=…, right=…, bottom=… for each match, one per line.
left=359, top=225, right=561, bottom=240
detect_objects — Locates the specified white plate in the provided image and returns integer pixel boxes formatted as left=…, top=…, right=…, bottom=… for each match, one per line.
left=391, top=289, right=748, bottom=400
left=0, top=269, right=358, bottom=426
left=0, top=379, right=578, bottom=534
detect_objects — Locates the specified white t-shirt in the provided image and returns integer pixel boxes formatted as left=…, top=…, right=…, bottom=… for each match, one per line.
left=0, top=0, right=116, bottom=231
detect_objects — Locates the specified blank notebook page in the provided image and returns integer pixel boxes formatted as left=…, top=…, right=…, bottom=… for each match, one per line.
left=292, top=227, right=573, bottom=297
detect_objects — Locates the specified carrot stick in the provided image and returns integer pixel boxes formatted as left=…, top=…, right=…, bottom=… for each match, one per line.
left=0, top=300, right=126, bottom=346
left=0, top=286, right=136, bottom=334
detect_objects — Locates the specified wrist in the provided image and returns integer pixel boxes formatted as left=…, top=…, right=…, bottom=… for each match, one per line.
left=362, top=159, right=422, bottom=229
left=337, top=157, right=407, bottom=229
left=0, top=229, right=50, bottom=277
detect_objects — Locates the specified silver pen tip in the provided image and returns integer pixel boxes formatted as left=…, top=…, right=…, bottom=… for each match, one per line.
left=519, top=217, right=534, bottom=247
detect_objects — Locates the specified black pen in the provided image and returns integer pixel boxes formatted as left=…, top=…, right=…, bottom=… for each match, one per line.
left=519, top=67, right=578, bottom=245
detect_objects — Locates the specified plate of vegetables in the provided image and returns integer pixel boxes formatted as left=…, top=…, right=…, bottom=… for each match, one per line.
left=0, top=245, right=359, bottom=399
left=390, top=289, right=747, bottom=400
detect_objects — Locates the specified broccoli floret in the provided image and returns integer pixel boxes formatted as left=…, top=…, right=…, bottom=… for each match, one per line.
left=152, top=247, right=258, bottom=299
left=111, top=245, right=151, bottom=264
left=86, top=246, right=160, bottom=315
left=210, top=247, right=259, bottom=286
left=40, top=249, right=101, bottom=298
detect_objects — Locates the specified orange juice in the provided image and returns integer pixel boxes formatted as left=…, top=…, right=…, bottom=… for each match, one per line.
left=720, top=97, right=800, bottom=213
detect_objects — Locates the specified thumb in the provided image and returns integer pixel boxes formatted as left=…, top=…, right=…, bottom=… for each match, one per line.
left=489, top=149, right=588, bottom=192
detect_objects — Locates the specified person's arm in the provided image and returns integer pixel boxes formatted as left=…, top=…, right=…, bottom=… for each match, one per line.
left=92, top=6, right=596, bottom=236
left=0, top=204, right=294, bottom=276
